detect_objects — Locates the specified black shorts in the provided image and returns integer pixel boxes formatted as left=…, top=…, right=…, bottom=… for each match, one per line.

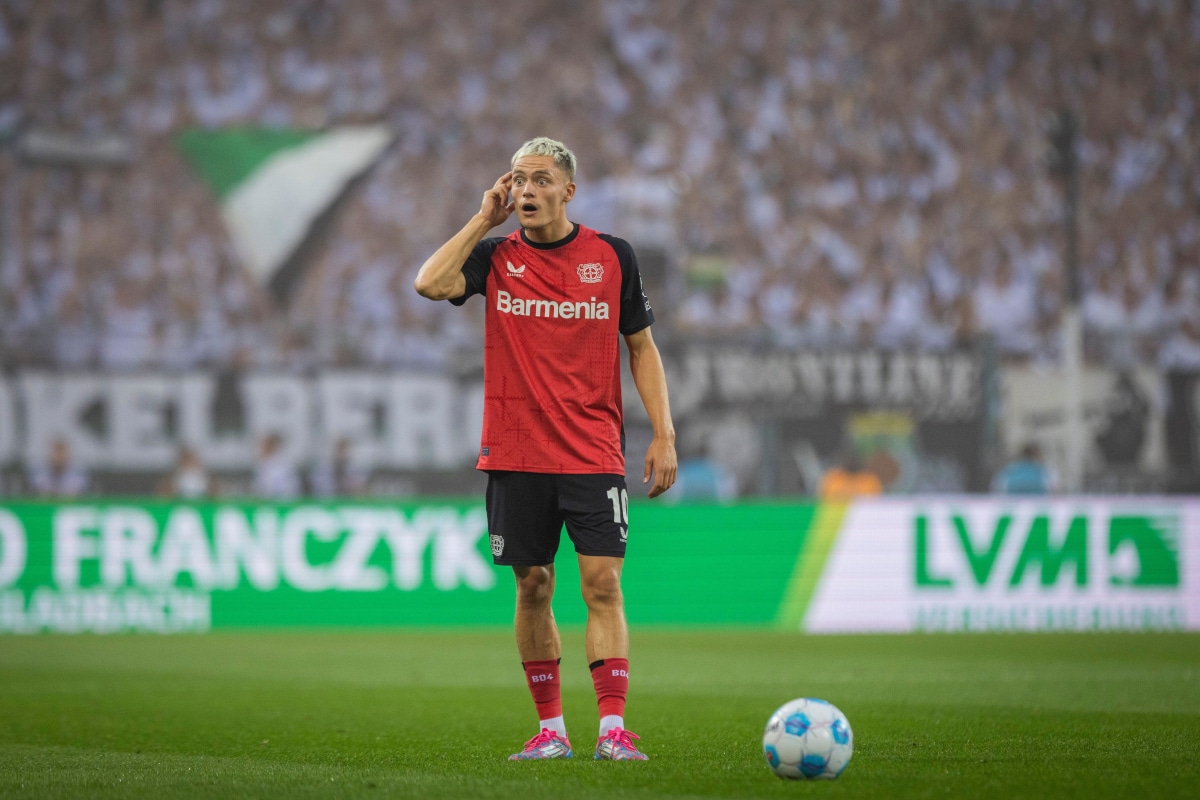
left=485, top=471, right=631, bottom=565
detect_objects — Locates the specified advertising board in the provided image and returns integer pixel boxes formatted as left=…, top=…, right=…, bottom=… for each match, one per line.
left=1, top=499, right=1195, bottom=633
left=803, top=498, right=1199, bottom=632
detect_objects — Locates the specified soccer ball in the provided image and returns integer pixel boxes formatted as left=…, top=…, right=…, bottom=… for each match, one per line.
left=762, top=697, right=853, bottom=780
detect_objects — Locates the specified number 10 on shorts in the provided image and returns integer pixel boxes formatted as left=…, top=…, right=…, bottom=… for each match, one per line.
left=606, top=486, right=629, bottom=524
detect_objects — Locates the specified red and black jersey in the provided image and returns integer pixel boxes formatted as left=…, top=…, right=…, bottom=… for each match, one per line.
left=450, top=223, right=654, bottom=474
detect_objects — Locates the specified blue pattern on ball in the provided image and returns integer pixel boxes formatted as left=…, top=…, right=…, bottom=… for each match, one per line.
left=800, top=753, right=828, bottom=777
left=831, top=718, right=850, bottom=745
left=763, top=744, right=780, bottom=769
left=784, top=712, right=811, bottom=736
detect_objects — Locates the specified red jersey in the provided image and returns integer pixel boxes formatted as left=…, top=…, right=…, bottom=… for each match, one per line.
left=451, top=223, right=654, bottom=473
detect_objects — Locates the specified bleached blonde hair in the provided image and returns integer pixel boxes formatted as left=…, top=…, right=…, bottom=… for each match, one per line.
left=511, top=137, right=577, bottom=182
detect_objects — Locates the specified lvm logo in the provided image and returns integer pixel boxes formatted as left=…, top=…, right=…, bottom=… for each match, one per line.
left=913, top=510, right=1180, bottom=590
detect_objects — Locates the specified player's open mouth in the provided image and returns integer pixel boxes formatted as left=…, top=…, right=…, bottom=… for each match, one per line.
left=521, top=204, right=537, bottom=213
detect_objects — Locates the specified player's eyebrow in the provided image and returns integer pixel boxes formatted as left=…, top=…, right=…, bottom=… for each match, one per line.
left=515, top=169, right=555, bottom=180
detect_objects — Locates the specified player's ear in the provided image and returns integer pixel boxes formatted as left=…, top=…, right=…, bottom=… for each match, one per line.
left=564, top=181, right=576, bottom=203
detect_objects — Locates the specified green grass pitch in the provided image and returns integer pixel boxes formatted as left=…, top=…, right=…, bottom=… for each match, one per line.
left=1, top=630, right=1198, bottom=799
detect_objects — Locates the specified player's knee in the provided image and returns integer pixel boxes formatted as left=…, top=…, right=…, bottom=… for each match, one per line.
left=514, top=566, right=554, bottom=606
left=581, top=570, right=623, bottom=609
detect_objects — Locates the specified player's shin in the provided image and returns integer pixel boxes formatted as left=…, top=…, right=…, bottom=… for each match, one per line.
left=589, top=657, right=629, bottom=736
left=522, top=658, right=566, bottom=738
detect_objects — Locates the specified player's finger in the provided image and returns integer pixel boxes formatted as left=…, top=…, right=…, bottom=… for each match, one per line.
left=645, top=465, right=660, bottom=496
left=653, top=462, right=676, bottom=497
left=487, top=174, right=511, bottom=199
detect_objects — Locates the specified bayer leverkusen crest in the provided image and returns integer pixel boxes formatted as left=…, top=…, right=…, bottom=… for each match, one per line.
left=577, top=263, right=603, bottom=283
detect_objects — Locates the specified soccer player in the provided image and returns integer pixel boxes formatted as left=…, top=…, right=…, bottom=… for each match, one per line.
left=414, top=137, right=677, bottom=761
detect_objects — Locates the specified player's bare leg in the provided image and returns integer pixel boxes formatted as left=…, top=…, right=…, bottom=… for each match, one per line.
left=578, top=555, right=628, bottom=663
left=509, top=564, right=572, bottom=760
left=514, top=564, right=560, bottom=661
left=578, top=554, right=646, bottom=760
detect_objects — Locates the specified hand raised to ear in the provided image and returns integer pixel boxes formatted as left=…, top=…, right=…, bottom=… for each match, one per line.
left=481, top=171, right=516, bottom=227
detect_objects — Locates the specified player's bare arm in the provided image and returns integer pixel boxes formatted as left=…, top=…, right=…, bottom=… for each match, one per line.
left=624, top=327, right=677, bottom=498
left=413, top=172, right=515, bottom=301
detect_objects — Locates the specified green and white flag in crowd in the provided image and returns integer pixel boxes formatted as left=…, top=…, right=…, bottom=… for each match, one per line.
left=176, top=126, right=393, bottom=291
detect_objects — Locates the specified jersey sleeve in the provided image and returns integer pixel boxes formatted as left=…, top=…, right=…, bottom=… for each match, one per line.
left=599, top=233, right=656, bottom=335
left=448, top=237, right=502, bottom=306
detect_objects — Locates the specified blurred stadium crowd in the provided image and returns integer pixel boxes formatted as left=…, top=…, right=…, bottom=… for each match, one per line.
left=1, top=0, right=1199, bottom=373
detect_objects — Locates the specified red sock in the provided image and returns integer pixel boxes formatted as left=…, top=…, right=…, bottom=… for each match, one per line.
left=522, top=659, right=562, bottom=720
left=589, top=658, right=629, bottom=719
